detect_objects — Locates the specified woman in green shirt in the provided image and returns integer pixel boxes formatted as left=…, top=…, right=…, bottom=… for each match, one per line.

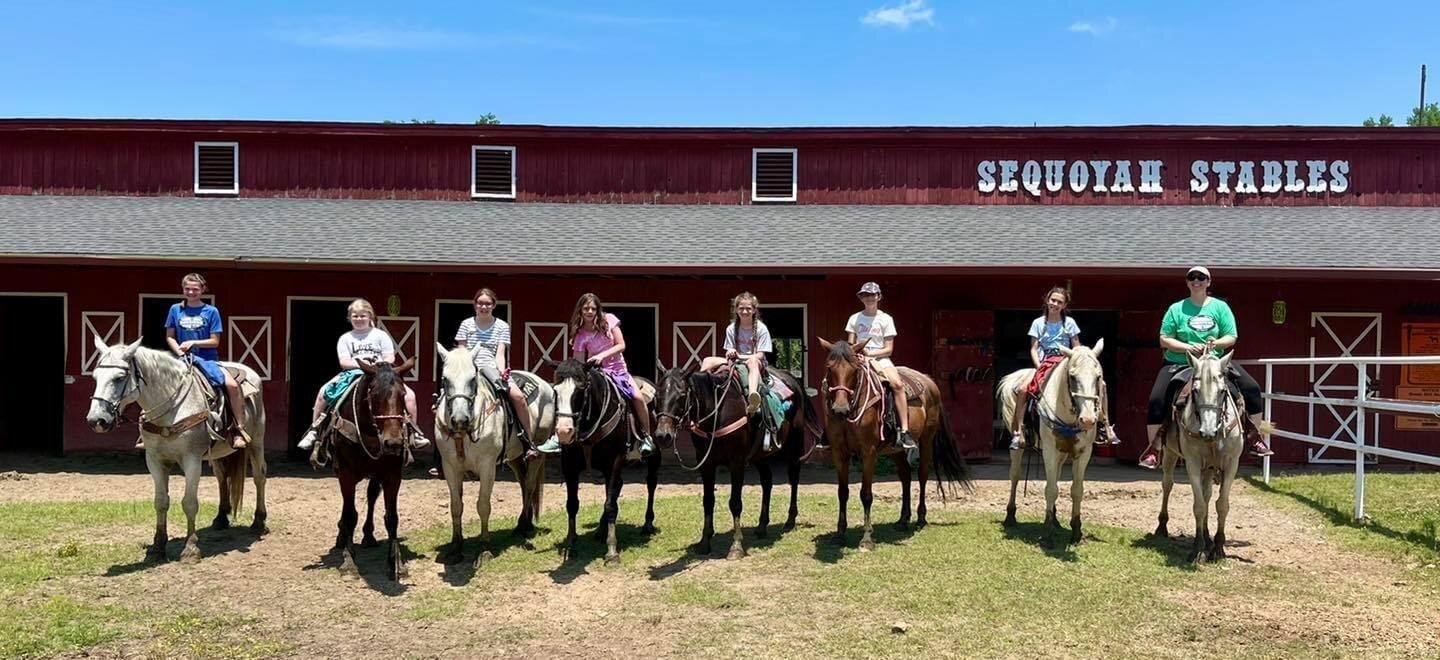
left=1139, top=266, right=1272, bottom=469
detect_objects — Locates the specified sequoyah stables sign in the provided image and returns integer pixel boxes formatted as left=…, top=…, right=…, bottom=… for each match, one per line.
left=976, top=158, right=1351, bottom=197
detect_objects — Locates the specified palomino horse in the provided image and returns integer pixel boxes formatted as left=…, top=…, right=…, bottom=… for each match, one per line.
left=998, top=340, right=1107, bottom=546
left=1155, top=351, right=1247, bottom=562
left=652, top=363, right=820, bottom=559
left=318, top=358, right=414, bottom=580
left=817, top=339, right=972, bottom=550
left=85, top=338, right=268, bottom=562
left=552, top=359, right=661, bottom=565
left=433, top=344, right=553, bottom=567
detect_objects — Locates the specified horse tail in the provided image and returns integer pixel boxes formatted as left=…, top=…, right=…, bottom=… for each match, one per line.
left=930, top=404, right=974, bottom=501
left=217, top=450, right=248, bottom=515
left=994, top=370, right=1029, bottom=427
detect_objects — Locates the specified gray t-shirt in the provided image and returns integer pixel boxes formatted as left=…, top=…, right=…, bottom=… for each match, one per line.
left=455, top=316, right=511, bottom=370
left=337, top=328, right=395, bottom=366
left=724, top=320, right=772, bottom=355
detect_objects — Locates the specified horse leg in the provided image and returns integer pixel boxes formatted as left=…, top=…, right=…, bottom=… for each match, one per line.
left=859, top=448, right=877, bottom=552
left=1040, top=439, right=1061, bottom=549
left=335, top=472, right=360, bottom=574
left=755, top=459, right=773, bottom=539
left=384, top=469, right=406, bottom=581
left=895, top=453, right=912, bottom=530
left=727, top=458, right=747, bottom=560
left=514, top=457, right=538, bottom=536
left=560, top=447, right=582, bottom=561
left=1200, top=469, right=1215, bottom=553
left=916, top=431, right=930, bottom=528
left=642, top=452, right=660, bottom=536
left=1156, top=435, right=1180, bottom=538
left=1182, top=450, right=1209, bottom=563
left=833, top=444, right=851, bottom=541
left=145, top=451, right=170, bottom=561
left=475, top=458, right=498, bottom=567
left=250, top=442, right=269, bottom=534
left=697, top=462, right=717, bottom=555
left=178, top=453, right=203, bottom=563
left=784, top=452, right=800, bottom=532
left=1213, top=457, right=1240, bottom=561
left=602, top=449, right=625, bottom=565
left=212, top=458, right=232, bottom=530
left=1069, top=449, right=1091, bottom=545
left=360, top=477, right=381, bottom=547
left=1004, top=445, right=1023, bottom=527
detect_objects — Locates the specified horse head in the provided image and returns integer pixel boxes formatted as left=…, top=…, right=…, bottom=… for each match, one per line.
left=818, top=336, right=868, bottom=417
left=435, top=343, right=481, bottom=435
left=1186, top=350, right=1234, bottom=439
left=357, top=357, right=414, bottom=454
left=653, top=364, right=698, bottom=448
left=1057, top=337, right=1106, bottom=430
left=85, top=336, right=144, bottom=433
left=552, top=358, right=593, bottom=445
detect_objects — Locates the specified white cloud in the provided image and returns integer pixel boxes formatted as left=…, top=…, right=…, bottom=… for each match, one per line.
left=1068, top=17, right=1118, bottom=36
left=862, top=0, right=935, bottom=30
left=268, top=19, right=573, bottom=51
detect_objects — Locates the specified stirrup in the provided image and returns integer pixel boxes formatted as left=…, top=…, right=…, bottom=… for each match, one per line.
left=897, top=430, right=917, bottom=450
left=1138, top=449, right=1160, bottom=470
left=746, top=391, right=762, bottom=415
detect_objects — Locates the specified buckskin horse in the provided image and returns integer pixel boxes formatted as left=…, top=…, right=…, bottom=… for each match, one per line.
left=652, top=362, right=821, bottom=559
left=551, top=358, right=661, bottom=565
left=85, top=337, right=268, bottom=563
left=1155, top=351, right=1249, bottom=563
left=997, top=340, right=1107, bottom=547
left=817, top=338, right=972, bottom=550
left=433, top=344, right=553, bottom=567
left=313, top=358, right=414, bottom=580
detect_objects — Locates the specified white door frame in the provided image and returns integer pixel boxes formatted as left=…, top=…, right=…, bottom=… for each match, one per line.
left=285, top=296, right=354, bottom=382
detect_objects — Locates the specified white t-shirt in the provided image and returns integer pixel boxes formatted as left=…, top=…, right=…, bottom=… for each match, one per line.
left=337, top=328, right=396, bottom=366
left=725, top=320, right=772, bottom=356
left=846, top=310, right=897, bottom=356
left=455, top=316, right=511, bottom=370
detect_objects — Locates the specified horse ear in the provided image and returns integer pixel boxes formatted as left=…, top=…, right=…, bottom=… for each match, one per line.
left=356, top=360, right=379, bottom=376
left=92, top=334, right=110, bottom=355
left=122, top=338, right=143, bottom=359
left=1186, top=351, right=1199, bottom=371
left=849, top=340, right=868, bottom=356
left=1092, top=337, right=1105, bottom=357
left=435, top=342, right=449, bottom=362
left=1057, top=345, right=1074, bottom=357
left=1218, top=350, right=1232, bottom=372
left=394, top=357, right=416, bottom=376
left=817, top=337, right=834, bottom=351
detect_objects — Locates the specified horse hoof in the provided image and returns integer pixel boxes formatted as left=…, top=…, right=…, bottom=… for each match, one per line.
left=1186, top=550, right=1205, bottom=564
left=180, top=545, right=201, bottom=564
left=860, top=538, right=876, bottom=553
left=1153, top=526, right=1169, bottom=539
left=145, top=547, right=167, bottom=562
left=250, top=521, right=268, bottom=535
left=1210, top=546, right=1226, bottom=561
left=211, top=516, right=230, bottom=531
left=339, top=553, right=359, bottom=575
left=782, top=520, right=796, bottom=532
left=440, top=549, right=464, bottom=565
left=474, top=550, right=494, bottom=568
left=727, top=547, right=747, bottom=560
left=604, top=554, right=621, bottom=567
left=393, top=561, right=408, bottom=580
left=640, top=524, right=657, bottom=536
left=361, top=536, right=380, bottom=549
left=1003, top=515, right=1017, bottom=528
left=693, top=542, right=712, bottom=556
left=1070, top=534, right=1085, bottom=545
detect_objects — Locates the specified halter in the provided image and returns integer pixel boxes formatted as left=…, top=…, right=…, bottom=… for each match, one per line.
left=825, top=358, right=884, bottom=425
left=1035, top=355, right=1103, bottom=442
left=343, top=372, right=412, bottom=461
left=435, top=375, right=481, bottom=438
left=91, top=356, right=195, bottom=431
left=663, top=366, right=749, bottom=471
left=1183, top=371, right=1240, bottom=440
left=557, top=368, right=622, bottom=445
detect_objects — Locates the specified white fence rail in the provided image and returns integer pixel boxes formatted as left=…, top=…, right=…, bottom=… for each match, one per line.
left=1237, top=355, right=1440, bottom=520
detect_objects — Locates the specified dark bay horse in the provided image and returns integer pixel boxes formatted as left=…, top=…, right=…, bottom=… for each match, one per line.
left=817, top=338, right=972, bottom=551
left=551, top=359, right=661, bottom=565
left=319, top=358, right=414, bottom=581
left=653, top=363, right=820, bottom=559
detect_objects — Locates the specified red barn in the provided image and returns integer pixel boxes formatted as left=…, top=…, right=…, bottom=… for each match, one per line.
left=2, top=119, right=1438, bottom=465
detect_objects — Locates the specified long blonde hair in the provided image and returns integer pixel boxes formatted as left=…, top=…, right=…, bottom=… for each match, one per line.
left=347, top=298, right=376, bottom=321
left=730, top=291, right=761, bottom=326
left=569, top=293, right=610, bottom=336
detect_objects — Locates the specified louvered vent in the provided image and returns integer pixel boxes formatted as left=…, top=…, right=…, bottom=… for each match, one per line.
left=194, top=143, right=238, bottom=194
left=752, top=149, right=797, bottom=202
left=472, top=146, right=515, bottom=198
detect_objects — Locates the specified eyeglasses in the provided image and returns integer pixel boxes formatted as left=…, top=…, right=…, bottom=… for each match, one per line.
left=1186, top=274, right=1209, bottom=282
left=474, top=301, right=495, bottom=307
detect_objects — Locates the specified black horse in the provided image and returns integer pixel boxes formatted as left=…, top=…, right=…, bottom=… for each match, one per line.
left=551, top=359, right=661, bottom=565
left=320, top=358, right=414, bottom=581
left=653, top=363, right=821, bottom=559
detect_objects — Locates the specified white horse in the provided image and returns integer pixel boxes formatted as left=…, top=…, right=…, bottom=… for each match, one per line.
left=1155, top=351, right=1246, bottom=562
left=85, top=337, right=267, bottom=562
left=433, top=344, right=553, bottom=567
left=999, top=340, right=1106, bottom=547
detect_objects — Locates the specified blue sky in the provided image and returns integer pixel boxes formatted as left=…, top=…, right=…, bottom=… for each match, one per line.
left=1, top=1, right=1435, bottom=126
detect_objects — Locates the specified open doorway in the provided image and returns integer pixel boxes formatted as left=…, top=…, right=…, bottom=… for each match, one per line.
left=0, top=294, right=66, bottom=454
left=287, top=298, right=353, bottom=455
left=607, top=303, right=658, bottom=382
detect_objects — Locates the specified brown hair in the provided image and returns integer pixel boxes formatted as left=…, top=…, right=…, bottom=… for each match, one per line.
left=569, top=293, right=610, bottom=337
left=1041, top=286, right=1071, bottom=322
left=473, top=287, right=499, bottom=305
left=347, top=298, right=376, bottom=319
left=180, top=272, right=208, bottom=292
left=730, top=291, right=761, bottom=325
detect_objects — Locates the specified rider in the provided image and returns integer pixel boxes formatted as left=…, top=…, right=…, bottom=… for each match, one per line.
left=164, top=273, right=250, bottom=450
left=1139, top=266, right=1273, bottom=469
left=453, top=287, right=540, bottom=461
left=847, top=282, right=916, bottom=451
left=1008, top=286, right=1118, bottom=450
left=297, top=298, right=430, bottom=452
left=558, top=293, right=656, bottom=458
left=700, top=292, right=780, bottom=449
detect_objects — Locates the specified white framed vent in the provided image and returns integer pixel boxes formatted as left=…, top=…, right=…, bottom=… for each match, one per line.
left=752, top=148, right=797, bottom=203
left=194, top=142, right=239, bottom=195
left=471, top=145, right=516, bottom=199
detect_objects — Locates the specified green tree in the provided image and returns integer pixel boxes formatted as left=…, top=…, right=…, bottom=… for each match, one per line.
left=475, top=113, right=500, bottom=125
left=1406, top=102, right=1440, bottom=127
left=1362, top=114, right=1395, bottom=127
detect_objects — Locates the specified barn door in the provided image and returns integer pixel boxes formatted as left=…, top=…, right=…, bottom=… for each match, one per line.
left=1308, top=312, right=1382, bottom=464
left=932, top=310, right=994, bottom=459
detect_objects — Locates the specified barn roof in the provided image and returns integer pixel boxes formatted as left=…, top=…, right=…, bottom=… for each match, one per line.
left=1, top=195, right=1436, bottom=277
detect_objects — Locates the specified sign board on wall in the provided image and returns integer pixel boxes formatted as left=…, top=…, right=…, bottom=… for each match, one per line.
left=1397, top=324, right=1440, bottom=431
left=976, top=158, right=1351, bottom=198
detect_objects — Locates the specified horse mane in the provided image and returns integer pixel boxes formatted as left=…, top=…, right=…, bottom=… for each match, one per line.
left=442, top=345, right=476, bottom=381
left=555, top=358, right=587, bottom=382
left=370, top=362, right=401, bottom=395
left=827, top=341, right=857, bottom=363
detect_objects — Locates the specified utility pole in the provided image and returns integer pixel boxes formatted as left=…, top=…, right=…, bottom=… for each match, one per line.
left=1421, top=65, right=1427, bottom=116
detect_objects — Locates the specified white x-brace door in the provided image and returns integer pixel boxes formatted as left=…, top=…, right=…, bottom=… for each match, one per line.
left=1308, top=312, right=1382, bottom=464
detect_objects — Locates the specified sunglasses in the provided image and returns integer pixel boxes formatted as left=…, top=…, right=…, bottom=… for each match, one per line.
left=1187, top=273, right=1210, bottom=282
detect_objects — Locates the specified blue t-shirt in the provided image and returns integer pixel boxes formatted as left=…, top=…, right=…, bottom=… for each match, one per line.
left=1028, top=316, right=1081, bottom=360
left=165, top=302, right=223, bottom=361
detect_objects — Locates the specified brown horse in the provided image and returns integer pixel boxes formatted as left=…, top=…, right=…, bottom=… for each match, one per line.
left=318, top=358, right=415, bottom=581
left=817, top=338, right=972, bottom=550
left=652, top=363, right=819, bottom=559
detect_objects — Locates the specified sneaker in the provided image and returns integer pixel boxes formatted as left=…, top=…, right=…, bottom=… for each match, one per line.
left=1106, top=425, right=1122, bottom=446
left=761, top=430, right=775, bottom=452
left=1009, top=432, right=1024, bottom=451
left=746, top=391, right=763, bottom=415
left=1250, top=440, right=1274, bottom=457
left=230, top=429, right=250, bottom=450
left=638, top=434, right=656, bottom=458
left=897, top=430, right=917, bottom=451
left=410, top=431, right=431, bottom=450
left=134, top=437, right=145, bottom=449
left=534, top=435, right=563, bottom=454
left=1138, top=450, right=1160, bottom=470
left=297, top=427, right=319, bottom=451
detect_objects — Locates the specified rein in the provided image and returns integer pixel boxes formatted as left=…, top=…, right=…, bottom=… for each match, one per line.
left=92, top=356, right=199, bottom=434
left=669, top=365, right=747, bottom=472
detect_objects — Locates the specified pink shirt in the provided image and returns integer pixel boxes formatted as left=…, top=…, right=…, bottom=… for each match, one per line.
left=572, top=313, right=631, bottom=377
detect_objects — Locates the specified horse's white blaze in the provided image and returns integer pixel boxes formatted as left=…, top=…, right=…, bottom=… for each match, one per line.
left=553, top=379, right=577, bottom=440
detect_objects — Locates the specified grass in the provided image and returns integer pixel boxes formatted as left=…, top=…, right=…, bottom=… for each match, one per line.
left=0, top=596, right=138, bottom=658
left=1249, top=471, right=1440, bottom=569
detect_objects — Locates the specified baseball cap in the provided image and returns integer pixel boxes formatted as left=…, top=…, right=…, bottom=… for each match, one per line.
left=857, top=282, right=882, bottom=295
left=1186, top=266, right=1211, bottom=279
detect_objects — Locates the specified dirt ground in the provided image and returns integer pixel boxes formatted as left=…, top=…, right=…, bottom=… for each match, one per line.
left=3, top=451, right=1437, bottom=658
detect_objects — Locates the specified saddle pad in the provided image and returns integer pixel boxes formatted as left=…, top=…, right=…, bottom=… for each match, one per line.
left=322, top=370, right=364, bottom=406
left=633, top=377, right=656, bottom=404
left=896, top=368, right=926, bottom=403
left=510, top=370, right=548, bottom=406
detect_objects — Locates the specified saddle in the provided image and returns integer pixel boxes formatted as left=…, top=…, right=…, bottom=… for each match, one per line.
left=144, top=363, right=258, bottom=457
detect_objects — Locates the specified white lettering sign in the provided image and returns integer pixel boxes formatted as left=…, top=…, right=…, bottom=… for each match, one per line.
left=978, top=157, right=1351, bottom=197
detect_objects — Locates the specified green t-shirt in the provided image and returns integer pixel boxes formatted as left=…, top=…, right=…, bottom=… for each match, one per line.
left=1160, top=297, right=1237, bottom=364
